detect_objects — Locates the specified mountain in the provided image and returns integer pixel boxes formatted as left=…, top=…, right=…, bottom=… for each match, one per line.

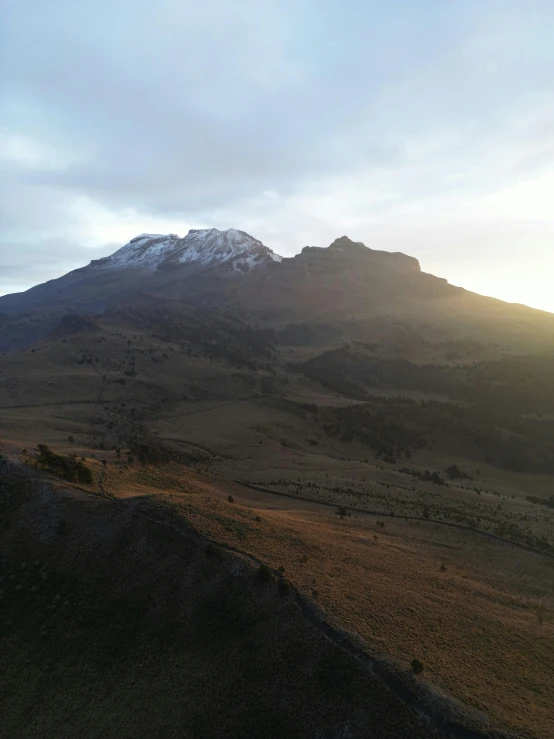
left=93, top=228, right=282, bottom=272
left=1, top=228, right=554, bottom=353
left=229, top=235, right=554, bottom=351
left=0, top=228, right=281, bottom=350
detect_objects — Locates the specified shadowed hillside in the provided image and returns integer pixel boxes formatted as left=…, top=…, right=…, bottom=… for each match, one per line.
left=0, top=454, right=451, bottom=739
left=1, top=445, right=552, bottom=739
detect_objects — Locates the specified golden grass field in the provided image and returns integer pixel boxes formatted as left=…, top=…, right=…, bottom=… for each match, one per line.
left=72, top=455, right=554, bottom=739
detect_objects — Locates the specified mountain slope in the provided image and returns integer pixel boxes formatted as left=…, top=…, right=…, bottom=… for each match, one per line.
left=236, top=236, right=554, bottom=351
left=95, top=228, right=282, bottom=272
left=1, top=454, right=445, bottom=739
left=0, top=228, right=281, bottom=350
left=1, top=229, right=554, bottom=353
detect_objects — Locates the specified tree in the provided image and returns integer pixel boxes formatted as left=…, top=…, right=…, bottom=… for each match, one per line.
left=446, top=464, right=470, bottom=480
left=36, top=444, right=93, bottom=484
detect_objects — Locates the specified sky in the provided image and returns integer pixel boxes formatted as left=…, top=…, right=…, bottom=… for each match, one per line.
left=1, top=0, right=554, bottom=311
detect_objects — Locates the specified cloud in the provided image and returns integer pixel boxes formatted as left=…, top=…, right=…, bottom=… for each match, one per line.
left=0, top=236, right=106, bottom=296
left=1, top=0, right=554, bottom=309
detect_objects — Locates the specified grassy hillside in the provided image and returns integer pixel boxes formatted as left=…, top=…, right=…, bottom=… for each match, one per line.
left=1, top=446, right=552, bottom=738
left=1, top=456, right=446, bottom=739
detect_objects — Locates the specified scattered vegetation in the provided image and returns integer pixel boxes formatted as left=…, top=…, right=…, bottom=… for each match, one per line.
left=526, top=494, right=554, bottom=509
left=446, top=464, right=471, bottom=480
left=301, top=350, right=554, bottom=473
left=400, top=468, right=446, bottom=486
left=35, top=444, right=93, bottom=484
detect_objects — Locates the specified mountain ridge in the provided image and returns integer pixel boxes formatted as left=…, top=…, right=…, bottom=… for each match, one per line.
left=1, top=227, right=554, bottom=352
left=91, top=227, right=282, bottom=273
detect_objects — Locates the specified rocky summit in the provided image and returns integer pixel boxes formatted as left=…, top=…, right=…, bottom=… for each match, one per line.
left=94, top=228, right=282, bottom=273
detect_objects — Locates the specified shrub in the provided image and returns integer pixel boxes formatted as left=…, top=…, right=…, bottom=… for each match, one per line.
left=526, top=494, right=554, bottom=509
left=36, top=444, right=93, bottom=484
left=128, top=440, right=180, bottom=466
left=446, top=464, right=471, bottom=480
left=411, top=659, right=424, bottom=675
left=227, top=495, right=234, bottom=503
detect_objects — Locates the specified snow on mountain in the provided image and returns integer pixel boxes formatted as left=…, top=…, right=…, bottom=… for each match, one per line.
left=97, top=228, right=282, bottom=273
left=174, top=228, right=282, bottom=271
left=100, top=234, right=181, bottom=270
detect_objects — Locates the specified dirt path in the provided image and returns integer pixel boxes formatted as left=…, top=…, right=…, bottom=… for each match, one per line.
left=0, top=400, right=114, bottom=409
left=155, top=394, right=261, bottom=420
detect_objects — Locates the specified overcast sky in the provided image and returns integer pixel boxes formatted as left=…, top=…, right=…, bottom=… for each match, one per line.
left=1, top=0, right=554, bottom=310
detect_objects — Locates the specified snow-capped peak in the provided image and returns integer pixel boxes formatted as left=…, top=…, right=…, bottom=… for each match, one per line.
left=172, top=228, right=282, bottom=272
left=101, top=233, right=181, bottom=270
left=96, top=228, right=282, bottom=273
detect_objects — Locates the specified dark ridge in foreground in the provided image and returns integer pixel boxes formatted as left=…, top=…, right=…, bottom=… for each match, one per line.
left=0, top=460, right=520, bottom=739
